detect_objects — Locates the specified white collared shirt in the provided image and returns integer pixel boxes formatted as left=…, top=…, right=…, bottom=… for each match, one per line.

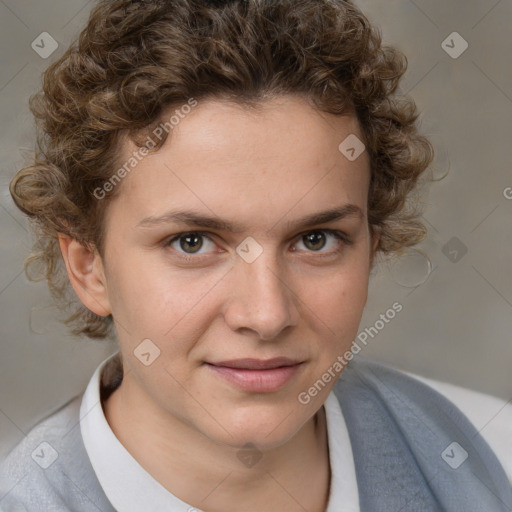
left=80, top=354, right=512, bottom=512
left=80, top=353, right=360, bottom=512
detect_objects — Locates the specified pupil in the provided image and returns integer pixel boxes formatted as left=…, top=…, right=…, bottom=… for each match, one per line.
left=304, top=231, right=325, bottom=251
left=181, top=234, right=203, bottom=253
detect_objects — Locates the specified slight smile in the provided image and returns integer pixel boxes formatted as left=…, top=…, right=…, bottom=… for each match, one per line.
left=205, top=358, right=304, bottom=393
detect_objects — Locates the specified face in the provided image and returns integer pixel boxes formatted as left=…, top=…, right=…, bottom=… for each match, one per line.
left=98, top=95, right=376, bottom=450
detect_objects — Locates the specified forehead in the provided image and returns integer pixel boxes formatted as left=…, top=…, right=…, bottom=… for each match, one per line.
left=108, top=96, right=370, bottom=229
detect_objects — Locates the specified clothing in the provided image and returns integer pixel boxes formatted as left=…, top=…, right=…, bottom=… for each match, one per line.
left=1, top=354, right=511, bottom=511
left=410, top=372, right=512, bottom=481
left=337, top=361, right=512, bottom=511
left=79, top=354, right=358, bottom=512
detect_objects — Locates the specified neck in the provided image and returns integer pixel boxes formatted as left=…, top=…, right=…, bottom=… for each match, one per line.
left=103, top=371, right=331, bottom=512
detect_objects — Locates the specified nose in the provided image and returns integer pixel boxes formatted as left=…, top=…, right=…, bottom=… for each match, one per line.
left=222, top=251, right=300, bottom=341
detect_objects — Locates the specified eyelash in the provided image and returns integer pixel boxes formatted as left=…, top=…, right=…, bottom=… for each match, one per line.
left=164, top=229, right=353, bottom=261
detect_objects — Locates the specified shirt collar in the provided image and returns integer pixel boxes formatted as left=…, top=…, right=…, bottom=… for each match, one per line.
left=80, top=352, right=359, bottom=512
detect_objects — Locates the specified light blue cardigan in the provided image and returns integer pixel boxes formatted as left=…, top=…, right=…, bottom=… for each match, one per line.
left=1, top=357, right=511, bottom=511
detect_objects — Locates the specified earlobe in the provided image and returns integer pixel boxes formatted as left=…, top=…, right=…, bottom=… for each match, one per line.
left=58, top=234, right=112, bottom=317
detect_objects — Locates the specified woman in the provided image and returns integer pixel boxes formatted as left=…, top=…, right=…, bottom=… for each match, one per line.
left=1, top=0, right=511, bottom=510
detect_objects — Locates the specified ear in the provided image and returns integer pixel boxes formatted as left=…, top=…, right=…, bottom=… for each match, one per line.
left=58, top=234, right=112, bottom=317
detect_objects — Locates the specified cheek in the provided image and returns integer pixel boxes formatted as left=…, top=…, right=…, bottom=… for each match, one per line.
left=307, top=237, right=370, bottom=302
left=316, top=277, right=367, bottom=329
left=301, top=258, right=370, bottom=346
left=105, top=254, right=223, bottom=340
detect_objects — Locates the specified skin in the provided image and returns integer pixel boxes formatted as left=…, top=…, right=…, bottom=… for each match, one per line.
left=59, top=95, right=379, bottom=512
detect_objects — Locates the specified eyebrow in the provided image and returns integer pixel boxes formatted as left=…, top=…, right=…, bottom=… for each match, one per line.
left=137, top=204, right=364, bottom=233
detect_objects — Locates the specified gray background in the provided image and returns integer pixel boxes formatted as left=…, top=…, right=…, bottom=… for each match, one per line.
left=1, top=0, right=511, bottom=458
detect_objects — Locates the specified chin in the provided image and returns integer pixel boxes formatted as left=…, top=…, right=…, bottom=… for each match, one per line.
left=209, top=406, right=310, bottom=450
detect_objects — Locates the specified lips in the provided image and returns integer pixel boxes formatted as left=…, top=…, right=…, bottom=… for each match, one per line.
left=208, top=357, right=301, bottom=370
left=205, top=357, right=303, bottom=392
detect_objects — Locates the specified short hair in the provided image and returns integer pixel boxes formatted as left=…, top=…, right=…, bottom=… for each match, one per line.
left=10, top=0, right=434, bottom=340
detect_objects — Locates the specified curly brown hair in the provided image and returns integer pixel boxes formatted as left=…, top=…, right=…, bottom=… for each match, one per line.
left=10, top=0, right=434, bottom=340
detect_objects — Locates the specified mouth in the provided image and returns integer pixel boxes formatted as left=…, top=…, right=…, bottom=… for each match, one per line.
left=208, top=357, right=302, bottom=370
left=205, top=358, right=304, bottom=392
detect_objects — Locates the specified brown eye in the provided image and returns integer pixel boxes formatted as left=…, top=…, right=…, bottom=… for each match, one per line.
left=293, top=229, right=350, bottom=254
left=167, top=232, right=217, bottom=256
left=179, top=233, right=203, bottom=253
left=302, top=231, right=327, bottom=251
